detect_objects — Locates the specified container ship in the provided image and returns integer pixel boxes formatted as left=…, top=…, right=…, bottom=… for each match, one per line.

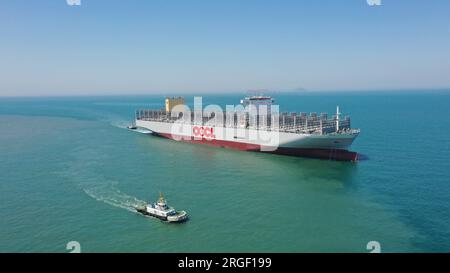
left=133, top=96, right=360, bottom=161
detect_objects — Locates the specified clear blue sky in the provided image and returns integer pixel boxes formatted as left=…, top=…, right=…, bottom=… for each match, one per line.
left=1, top=0, right=449, bottom=96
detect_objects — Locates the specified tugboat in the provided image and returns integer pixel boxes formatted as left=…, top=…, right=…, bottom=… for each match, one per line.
left=135, top=193, right=188, bottom=223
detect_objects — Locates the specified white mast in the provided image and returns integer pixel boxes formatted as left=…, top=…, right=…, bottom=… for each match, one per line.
left=336, top=106, right=340, bottom=133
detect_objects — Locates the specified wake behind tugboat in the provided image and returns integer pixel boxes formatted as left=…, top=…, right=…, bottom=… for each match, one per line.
left=135, top=193, right=188, bottom=223
left=82, top=183, right=147, bottom=214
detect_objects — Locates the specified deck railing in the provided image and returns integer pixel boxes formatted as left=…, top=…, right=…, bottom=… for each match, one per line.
left=135, top=109, right=354, bottom=135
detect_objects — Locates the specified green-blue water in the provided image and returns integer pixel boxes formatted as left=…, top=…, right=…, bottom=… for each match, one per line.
left=0, top=91, right=449, bottom=252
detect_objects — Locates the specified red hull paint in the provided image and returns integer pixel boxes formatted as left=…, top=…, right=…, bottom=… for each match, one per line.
left=153, top=132, right=358, bottom=162
left=267, top=147, right=358, bottom=162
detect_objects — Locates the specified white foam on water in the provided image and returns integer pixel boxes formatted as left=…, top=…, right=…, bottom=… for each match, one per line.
left=82, top=182, right=146, bottom=213
left=134, top=128, right=152, bottom=134
left=56, top=118, right=149, bottom=215
left=109, top=119, right=131, bottom=129
left=80, top=108, right=131, bottom=129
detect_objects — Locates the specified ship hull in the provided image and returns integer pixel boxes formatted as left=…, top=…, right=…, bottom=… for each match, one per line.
left=136, top=120, right=358, bottom=161
left=153, top=132, right=357, bottom=161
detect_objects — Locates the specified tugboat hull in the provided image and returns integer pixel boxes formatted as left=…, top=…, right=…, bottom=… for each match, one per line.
left=167, top=211, right=188, bottom=223
left=135, top=207, right=188, bottom=223
left=136, top=207, right=167, bottom=220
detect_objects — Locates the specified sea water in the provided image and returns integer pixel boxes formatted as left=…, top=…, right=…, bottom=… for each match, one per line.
left=0, top=91, right=449, bottom=252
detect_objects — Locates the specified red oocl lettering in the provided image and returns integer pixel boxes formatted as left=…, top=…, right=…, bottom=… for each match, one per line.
left=193, top=126, right=215, bottom=139
left=193, top=126, right=200, bottom=136
left=204, top=127, right=210, bottom=137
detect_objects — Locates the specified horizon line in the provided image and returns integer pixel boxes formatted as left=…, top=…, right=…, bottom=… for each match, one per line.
left=1, top=87, right=450, bottom=98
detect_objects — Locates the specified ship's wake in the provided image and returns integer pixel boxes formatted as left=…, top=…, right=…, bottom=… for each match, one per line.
left=108, top=119, right=153, bottom=134
left=82, top=182, right=146, bottom=214
left=109, top=119, right=131, bottom=130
